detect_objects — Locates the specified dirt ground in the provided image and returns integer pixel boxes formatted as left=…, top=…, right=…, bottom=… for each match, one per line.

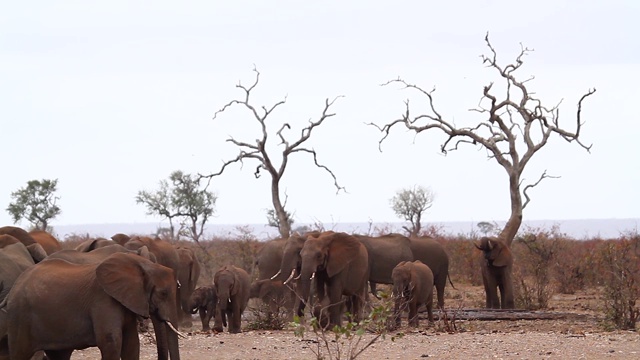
left=71, top=285, right=640, bottom=359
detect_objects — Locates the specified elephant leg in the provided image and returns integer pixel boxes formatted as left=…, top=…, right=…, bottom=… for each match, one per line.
left=212, top=306, right=224, bottom=332
left=426, top=300, right=434, bottom=323
left=408, top=300, right=419, bottom=327
left=121, top=321, right=140, bottom=360
left=44, top=349, right=73, bottom=360
left=434, top=274, right=446, bottom=309
left=199, top=308, right=210, bottom=331
left=327, top=285, right=343, bottom=327
left=230, top=302, right=242, bottom=334
left=369, top=282, right=381, bottom=300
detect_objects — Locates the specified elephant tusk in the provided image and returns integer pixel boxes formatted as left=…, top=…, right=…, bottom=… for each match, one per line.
left=283, top=268, right=297, bottom=285
left=177, top=280, right=181, bottom=289
left=270, top=269, right=282, bottom=280
left=166, top=321, right=187, bottom=339
left=310, top=272, right=315, bottom=280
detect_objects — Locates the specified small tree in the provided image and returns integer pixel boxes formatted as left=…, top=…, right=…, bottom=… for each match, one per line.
left=7, top=179, right=61, bottom=231
left=136, top=170, right=217, bottom=243
left=372, top=34, right=595, bottom=247
left=389, top=185, right=435, bottom=237
left=266, top=208, right=294, bottom=230
left=201, top=67, right=345, bottom=238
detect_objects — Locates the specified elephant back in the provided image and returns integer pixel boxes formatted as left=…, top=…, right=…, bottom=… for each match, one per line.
left=28, top=230, right=62, bottom=255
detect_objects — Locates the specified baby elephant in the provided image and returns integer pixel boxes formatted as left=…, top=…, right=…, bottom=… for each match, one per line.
left=249, top=279, right=296, bottom=320
left=392, top=260, right=434, bottom=327
left=188, top=285, right=223, bottom=332
left=214, top=265, right=250, bottom=333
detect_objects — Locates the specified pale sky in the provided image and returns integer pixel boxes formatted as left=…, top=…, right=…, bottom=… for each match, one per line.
left=1, top=1, right=639, bottom=230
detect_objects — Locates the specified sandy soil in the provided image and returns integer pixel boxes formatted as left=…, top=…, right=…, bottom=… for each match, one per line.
left=70, top=286, right=640, bottom=359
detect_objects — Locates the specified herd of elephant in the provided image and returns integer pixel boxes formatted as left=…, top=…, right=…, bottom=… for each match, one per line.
left=0, top=225, right=515, bottom=360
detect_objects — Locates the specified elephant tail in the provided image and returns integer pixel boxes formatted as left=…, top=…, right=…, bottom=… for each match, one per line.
left=447, top=273, right=456, bottom=290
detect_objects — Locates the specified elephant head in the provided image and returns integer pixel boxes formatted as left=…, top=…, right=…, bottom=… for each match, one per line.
left=188, top=286, right=216, bottom=314
left=474, top=237, right=513, bottom=267
left=96, top=253, right=182, bottom=359
left=391, top=261, right=414, bottom=298
left=74, top=238, right=118, bottom=252
left=214, top=267, right=238, bottom=316
left=111, top=233, right=131, bottom=246
left=276, top=230, right=329, bottom=284
left=176, top=246, right=201, bottom=320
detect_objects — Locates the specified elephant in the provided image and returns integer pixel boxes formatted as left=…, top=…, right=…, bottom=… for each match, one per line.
left=409, top=236, right=452, bottom=309
left=74, top=237, right=118, bottom=252
left=111, top=233, right=132, bottom=246
left=45, top=244, right=154, bottom=264
left=175, top=246, right=201, bottom=328
left=392, top=260, right=435, bottom=327
left=5, top=252, right=182, bottom=360
left=254, top=238, right=286, bottom=280
left=0, top=235, right=38, bottom=304
left=188, top=285, right=223, bottom=332
left=475, top=236, right=515, bottom=309
left=0, top=226, right=47, bottom=263
left=275, top=230, right=327, bottom=283
left=28, top=230, right=62, bottom=255
left=297, top=231, right=369, bottom=327
left=214, top=265, right=250, bottom=334
left=353, top=233, right=414, bottom=299
left=123, top=236, right=183, bottom=327
left=249, top=279, right=296, bottom=320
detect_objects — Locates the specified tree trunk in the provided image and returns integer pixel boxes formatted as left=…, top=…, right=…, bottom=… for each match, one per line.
left=500, top=172, right=523, bottom=246
left=271, top=179, right=290, bottom=238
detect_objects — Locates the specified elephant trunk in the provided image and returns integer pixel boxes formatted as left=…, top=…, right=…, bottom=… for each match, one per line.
left=297, top=261, right=317, bottom=318
left=151, top=314, right=181, bottom=360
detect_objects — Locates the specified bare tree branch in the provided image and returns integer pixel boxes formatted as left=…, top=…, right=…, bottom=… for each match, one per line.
left=521, top=170, right=560, bottom=210
left=200, top=68, right=345, bottom=238
left=371, top=33, right=595, bottom=246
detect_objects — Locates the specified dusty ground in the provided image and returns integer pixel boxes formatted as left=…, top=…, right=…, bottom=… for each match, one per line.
left=71, top=285, right=640, bottom=359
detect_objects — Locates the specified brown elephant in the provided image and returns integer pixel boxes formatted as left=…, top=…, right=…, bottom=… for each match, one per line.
left=6, top=252, right=182, bottom=360
left=111, top=233, right=131, bottom=245
left=188, top=285, right=223, bottom=332
left=123, top=236, right=183, bottom=327
left=409, top=236, right=452, bottom=309
left=249, top=279, right=296, bottom=320
left=0, top=226, right=47, bottom=263
left=74, top=237, right=118, bottom=252
left=214, top=265, right=250, bottom=334
left=392, top=260, right=434, bottom=327
left=353, top=233, right=414, bottom=299
left=175, top=246, right=201, bottom=327
left=46, top=244, right=154, bottom=264
left=28, top=230, right=62, bottom=255
left=254, top=238, right=286, bottom=280
left=475, top=236, right=515, bottom=309
left=297, top=231, right=369, bottom=327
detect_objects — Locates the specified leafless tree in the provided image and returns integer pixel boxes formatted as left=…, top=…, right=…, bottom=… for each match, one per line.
left=201, top=68, right=345, bottom=238
left=371, top=34, right=595, bottom=246
left=390, top=185, right=435, bottom=237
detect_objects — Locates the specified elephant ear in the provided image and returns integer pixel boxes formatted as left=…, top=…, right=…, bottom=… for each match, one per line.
left=75, top=239, right=99, bottom=252
left=26, top=243, right=47, bottom=263
left=326, top=233, right=362, bottom=278
left=96, top=253, right=150, bottom=317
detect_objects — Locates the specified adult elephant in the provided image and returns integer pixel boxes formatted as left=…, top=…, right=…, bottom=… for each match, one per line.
left=254, top=237, right=286, bottom=280
left=28, top=230, right=62, bottom=255
left=409, top=236, right=452, bottom=309
left=353, top=233, right=414, bottom=298
left=124, top=236, right=183, bottom=328
left=74, top=237, right=118, bottom=252
left=111, top=233, right=131, bottom=246
left=46, top=244, right=154, bottom=264
left=0, top=226, right=47, bottom=263
left=249, top=279, right=295, bottom=320
left=475, top=236, right=514, bottom=309
left=214, top=265, right=250, bottom=334
left=297, top=231, right=369, bottom=327
left=175, top=246, right=201, bottom=328
left=275, top=231, right=326, bottom=283
left=6, top=252, right=182, bottom=360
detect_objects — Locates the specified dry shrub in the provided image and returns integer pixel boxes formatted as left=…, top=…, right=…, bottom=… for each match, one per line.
left=511, top=226, right=565, bottom=310
left=246, top=301, right=290, bottom=331
left=441, top=235, right=483, bottom=286
left=596, top=231, right=640, bottom=330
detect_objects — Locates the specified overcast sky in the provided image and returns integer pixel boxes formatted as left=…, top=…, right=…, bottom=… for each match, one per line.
left=1, top=1, right=638, bottom=230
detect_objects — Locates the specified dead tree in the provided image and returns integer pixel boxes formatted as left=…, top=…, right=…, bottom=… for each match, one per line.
left=202, top=68, right=345, bottom=238
left=371, top=34, right=595, bottom=246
